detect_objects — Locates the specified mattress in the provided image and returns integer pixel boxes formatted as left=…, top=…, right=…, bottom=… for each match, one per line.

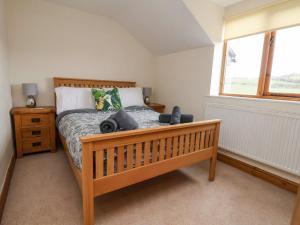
left=56, top=106, right=163, bottom=170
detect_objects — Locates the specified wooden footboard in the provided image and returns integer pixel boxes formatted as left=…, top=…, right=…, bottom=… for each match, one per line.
left=80, top=120, right=221, bottom=225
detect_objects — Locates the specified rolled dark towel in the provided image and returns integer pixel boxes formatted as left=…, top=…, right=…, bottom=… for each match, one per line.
left=111, top=109, right=138, bottom=130
left=170, top=106, right=181, bottom=125
left=180, top=114, right=194, bottom=123
left=159, top=114, right=194, bottom=124
left=100, top=117, right=119, bottom=133
left=158, top=114, right=171, bottom=123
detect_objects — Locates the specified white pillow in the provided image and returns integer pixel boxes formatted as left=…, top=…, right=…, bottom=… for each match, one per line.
left=118, top=88, right=145, bottom=108
left=55, top=87, right=94, bottom=114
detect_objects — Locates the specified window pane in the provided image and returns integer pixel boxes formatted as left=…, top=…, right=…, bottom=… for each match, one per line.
left=269, top=26, right=300, bottom=94
left=223, top=34, right=264, bottom=95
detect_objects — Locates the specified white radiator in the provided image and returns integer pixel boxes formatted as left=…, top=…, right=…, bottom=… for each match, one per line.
left=205, top=102, right=300, bottom=176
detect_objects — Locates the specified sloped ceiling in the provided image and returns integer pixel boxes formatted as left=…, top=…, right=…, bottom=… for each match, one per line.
left=183, top=0, right=224, bottom=43
left=211, top=0, right=244, bottom=7
left=45, top=0, right=213, bottom=55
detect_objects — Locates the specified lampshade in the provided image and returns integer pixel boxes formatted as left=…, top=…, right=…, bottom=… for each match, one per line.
left=22, top=83, right=38, bottom=96
left=143, top=87, right=152, bottom=97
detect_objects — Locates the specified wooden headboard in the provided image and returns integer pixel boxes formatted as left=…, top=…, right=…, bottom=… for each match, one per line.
left=53, top=77, right=136, bottom=88
left=53, top=77, right=136, bottom=108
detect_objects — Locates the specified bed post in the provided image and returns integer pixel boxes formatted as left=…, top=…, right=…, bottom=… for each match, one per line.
left=209, top=122, right=220, bottom=181
left=291, top=185, right=300, bottom=225
left=82, top=142, right=95, bottom=225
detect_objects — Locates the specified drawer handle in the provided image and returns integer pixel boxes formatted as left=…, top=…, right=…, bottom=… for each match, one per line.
left=32, top=142, right=42, bottom=147
left=32, top=130, right=41, bottom=136
left=31, top=118, right=41, bottom=123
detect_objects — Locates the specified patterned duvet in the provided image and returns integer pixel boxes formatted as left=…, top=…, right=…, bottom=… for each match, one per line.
left=57, top=106, right=163, bottom=169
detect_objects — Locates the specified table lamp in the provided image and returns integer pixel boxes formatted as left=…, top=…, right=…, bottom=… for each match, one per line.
left=143, top=87, right=152, bottom=105
left=22, top=83, right=38, bottom=107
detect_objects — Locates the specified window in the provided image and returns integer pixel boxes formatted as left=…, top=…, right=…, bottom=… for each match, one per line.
left=222, top=34, right=265, bottom=95
left=268, top=26, right=300, bottom=95
left=220, top=25, right=300, bottom=100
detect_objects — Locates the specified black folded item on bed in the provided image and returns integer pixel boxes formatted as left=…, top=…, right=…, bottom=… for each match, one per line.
left=159, top=114, right=194, bottom=124
left=99, top=117, right=119, bottom=133
left=112, top=109, right=139, bottom=131
left=100, top=109, right=138, bottom=133
left=170, top=106, right=181, bottom=125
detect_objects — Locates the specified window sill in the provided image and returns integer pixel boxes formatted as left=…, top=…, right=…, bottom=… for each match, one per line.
left=206, top=94, right=300, bottom=106
left=205, top=95, right=300, bottom=116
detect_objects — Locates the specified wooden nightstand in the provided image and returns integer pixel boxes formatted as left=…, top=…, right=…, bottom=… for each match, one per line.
left=11, top=107, right=56, bottom=158
left=147, top=103, right=165, bottom=113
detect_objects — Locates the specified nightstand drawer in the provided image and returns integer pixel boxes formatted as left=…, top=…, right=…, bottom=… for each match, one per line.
left=21, top=114, right=50, bottom=128
left=22, top=127, right=49, bottom=139
left=22, top=138, right=50, bottom=153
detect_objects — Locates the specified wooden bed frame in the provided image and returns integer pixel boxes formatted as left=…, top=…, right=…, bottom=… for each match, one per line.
left=53, top=77, right=221, bottom=225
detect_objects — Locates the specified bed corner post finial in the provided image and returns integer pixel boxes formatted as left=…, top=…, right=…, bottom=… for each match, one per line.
left=82, top=142, right=95, bottom=225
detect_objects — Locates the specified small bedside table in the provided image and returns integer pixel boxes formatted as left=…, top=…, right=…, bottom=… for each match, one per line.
left=11, top=107, right=56, bottom=158
left=147, top=103, right=165, bottom=113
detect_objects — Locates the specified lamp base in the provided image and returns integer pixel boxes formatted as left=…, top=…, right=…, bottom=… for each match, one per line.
left=144, top=96, right=150, bottom=105
left=26, top=96, right=36, bottom=108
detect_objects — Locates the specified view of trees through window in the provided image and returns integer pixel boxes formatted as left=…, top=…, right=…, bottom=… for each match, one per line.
left=221, top=25, right=300, bottom=98
left=224, top=34, right=264, bottom=95
left=269, top=26, right=300, bottom=94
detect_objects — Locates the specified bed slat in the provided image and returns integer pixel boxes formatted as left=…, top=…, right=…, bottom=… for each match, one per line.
left=152, top=140, right=158, bottom=163
left=195, top=132, right=201, bottom=151
left=144, top=141, right=151, bottom=165
left=127, top=145, right=134, bottom=170
left=172, top=136, right=178, bottom=157
left=117, top=146, right=124, bottom=173
left=209, top=130, right=214, bottom=147
left=190, top=133, right=195, bottom=152
left=159, top=139, right=166, bottom=161
left=136, top=143, right=142, bottom=167
left=184, top=134, right=190, bottom=154
left=95, top=151, right=104, bottom=178
left=166, top=137, right=172, bottom=159
left=179, top=135, right=184, bottom=155
left=107, top=148, right=114, bottom=176
left=200, top=131, right=205, bottom=150
left=205, top=131, right=210, bottom=148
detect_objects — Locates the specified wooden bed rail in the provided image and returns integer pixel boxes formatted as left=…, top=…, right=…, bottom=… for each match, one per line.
left=81, top=120, right=221, bottom=225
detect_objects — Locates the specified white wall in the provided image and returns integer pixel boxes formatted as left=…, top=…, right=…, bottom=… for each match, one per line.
left=152, top=0, right=224, bottom=120
left=7, top=0, right=155, bottom=107
left=154, top=47, right=214, bottom=120
left=0, top=0, right=14, bottom=193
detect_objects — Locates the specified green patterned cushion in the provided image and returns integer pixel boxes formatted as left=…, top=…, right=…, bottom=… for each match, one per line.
left=91, top=88, right=122, bottom=111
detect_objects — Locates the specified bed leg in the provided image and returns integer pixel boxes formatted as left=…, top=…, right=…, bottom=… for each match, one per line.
left=209, top=156, right=217, bottom=181
left=209, top=123, right=220, bottom=182
left=82, top=143, right=95, bottom=225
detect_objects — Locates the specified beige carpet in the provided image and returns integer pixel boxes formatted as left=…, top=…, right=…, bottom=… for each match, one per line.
left=1, top=150, right=296, bottom=225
